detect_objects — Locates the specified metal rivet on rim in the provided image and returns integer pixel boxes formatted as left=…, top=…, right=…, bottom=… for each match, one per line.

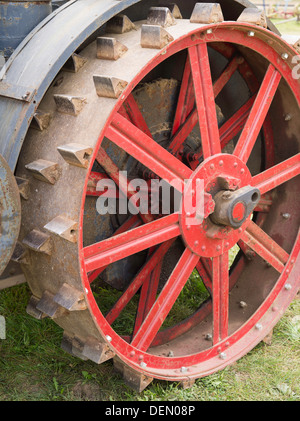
left=180, top=366, right=188, bottom=373
left=194, top=240, right=199, bottom=247
left=248, top=31, right=255, bottom=37
left=140, top=362, right=147, bottom=368
left=207, top=28, right=213, bottom=34
left=284, top=283, right=292, bottom=291
left=281, top=53, right=289, bottom=60
left=219, top=352, right=226, bottom=360
left=106, top=335, right=112, bottom=342
left=219, top=160, right=223, bottom=166
left=255, top=323, right=263, bottom=330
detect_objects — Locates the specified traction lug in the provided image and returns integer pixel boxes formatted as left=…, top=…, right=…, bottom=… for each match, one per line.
left=31, top=110, right=52, bottom=131
left=61, top=332, right=88, bottom=360
left=81, top=336, right=115, bottom=364
left=190, top=3, right=224, bottom=24
left=93, top=75, right=128, bottom=98
left=26, top=295, right=47, bottom=320
left=44, top=215, right=78, bottom=243
left=25, top=159, right=61, bottom=185
left=105, top=14, right=136, bottom=34
left=36, top=290, right=68, bottom=319
left=11, top=242, right=29, bottom=265
left=113, top=357, right=153, bottom=392
left=15, top=176, right=30, bottom=200
left=57, top=143, right=93, bottom=168
left=294, top=39, right=300, bottom=53
left=53, top=282, right=87, bottom=311
left=237, top=7, right=267, bottom=28
left=147, top=7, right=176, bottom=27
left=53, top=94, right=87, bottom=116
left=180, top=378, right=195, bottom=389
left=158, top=3, right=182, bottom=19
left=62, top=53, right=87, bottom=73
left=141, top=24, right=174, bottom=49
left=22, top=229, right=52, bottom=255
left=96, top=37, right=128, bottom=61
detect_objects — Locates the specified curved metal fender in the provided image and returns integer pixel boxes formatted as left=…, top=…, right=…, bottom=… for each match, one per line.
left=0, top=0, right=279, bottom=172
left=0, top=0, right=141, bottom=170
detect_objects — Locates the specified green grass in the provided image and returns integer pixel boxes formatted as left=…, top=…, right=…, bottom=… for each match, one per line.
left=0, top=282, right=299, bottom=401
left=271, top=18, right=300, bottom=34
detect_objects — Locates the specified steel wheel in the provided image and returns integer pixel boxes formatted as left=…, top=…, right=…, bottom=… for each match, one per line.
left=17, top=6, right=300, bottom=391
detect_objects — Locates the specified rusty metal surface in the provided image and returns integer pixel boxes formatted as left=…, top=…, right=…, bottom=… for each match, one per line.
left=0, top=0, right=278, bottom=172
left=0, top=153, right=21, bottom=277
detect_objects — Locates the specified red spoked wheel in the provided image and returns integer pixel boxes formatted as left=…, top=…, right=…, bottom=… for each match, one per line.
left=18, top=10, right=300, bottom=391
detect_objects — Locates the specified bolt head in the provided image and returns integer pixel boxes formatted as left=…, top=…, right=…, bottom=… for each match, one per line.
left=239, top=301, right=247, bottom=309
left=248, top=31, right=255, bottom=37
left=281, top=53, right=289, bottom=60
left=106, top=335, right=112, bottom=342
left=140, top=362, right=147, bottom=368
left=180, top=366, right=188, bottom=373
left=255, top=323, right=263, bottom=331
left=219, top=352, right=226, bottom=360
left=284, top=283, right=292, bottom=291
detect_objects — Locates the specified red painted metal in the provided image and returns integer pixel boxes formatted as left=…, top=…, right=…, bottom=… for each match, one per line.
left=189, top=43, right=221, bottom=159
left=240, top=220, right=289, bottom=273
left=107, top=113, right=192, bottom=189
left=212, top=252, right=229, bottom=344
left=131, top=248, right=199, bottom=351
left=252, top=153, right=300, bottom=195
left=78, top=22, right=300, bottom=381
left=233, top=65, right=282, bottom=163
left=105, top=239, right=175, bottom=325
left=84, top=212, right=180, bottom=272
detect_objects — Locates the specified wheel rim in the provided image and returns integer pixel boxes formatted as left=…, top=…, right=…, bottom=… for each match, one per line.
left=80, top=22, right=300, bottom=379
left=18, top=15, right=300, bottom=386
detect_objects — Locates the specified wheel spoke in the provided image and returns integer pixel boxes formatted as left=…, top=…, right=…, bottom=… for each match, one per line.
left=83, top=212, right=180, bottom=272
left=233, top=64, right=282, bottom=163
left=106, top=112, right=192, bottom=189
left=131, top=248, right=200, bottom=351
left=240, top=221, right=289, bottom=273
left=212, top=252, right=229, bottom=344
left=213, top=55, right=241, bottom=98
left=171, top=55, right=195, bottom=137
left=121, top=93, right=153, bottom=138
left=196, top=258, right=212, bottom=293
left=189, top=96, right=256, bottom=170
left=252, top=153, right=300, bottom=195
left=96, top=147, right=154, bottom=223
left=88, top=215, right=141, bottom=283
left=189, top=43, right=221, bottom=159
left=105, top=239, right=174, bottom=325
left=132, top=259, right=163, bottom=336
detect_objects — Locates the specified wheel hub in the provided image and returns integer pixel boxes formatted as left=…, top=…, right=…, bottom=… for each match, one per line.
left=179, top=154, right=254, bottom=257
left=211, top=185, right=261, bottom=229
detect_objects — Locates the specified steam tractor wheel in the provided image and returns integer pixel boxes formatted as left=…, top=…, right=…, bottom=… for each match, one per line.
left=16, top=5, right=300, bottom=391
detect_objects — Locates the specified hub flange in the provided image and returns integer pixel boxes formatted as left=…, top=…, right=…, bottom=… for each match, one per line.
left=179, top=154, right=253, bottom=258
